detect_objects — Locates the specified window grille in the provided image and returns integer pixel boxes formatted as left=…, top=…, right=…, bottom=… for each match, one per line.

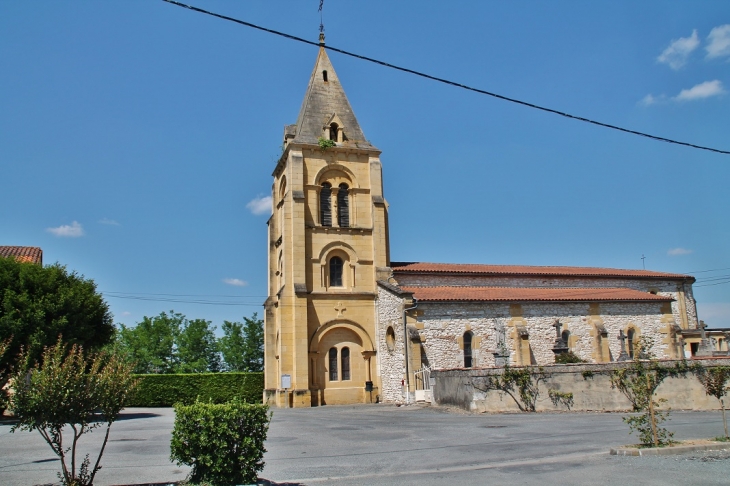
left=330, top=257, right=343, bottom=287
left=341, top=347, right=350, bottom=380
left=329, top=347, right=338, bottom=381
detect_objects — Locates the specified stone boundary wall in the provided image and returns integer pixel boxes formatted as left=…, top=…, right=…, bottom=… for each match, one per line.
left=432, top=358, right=730, bottom=413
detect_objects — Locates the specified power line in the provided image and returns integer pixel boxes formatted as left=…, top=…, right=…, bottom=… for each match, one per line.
left=103, top=290, right=267, bottom=298
left=161, top=0, right=730, bottom=156
left=685, top=266, right=730, bottom=274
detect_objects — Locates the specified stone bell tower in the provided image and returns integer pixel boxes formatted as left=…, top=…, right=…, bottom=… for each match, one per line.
left=264, top=34, right=390, bottom=407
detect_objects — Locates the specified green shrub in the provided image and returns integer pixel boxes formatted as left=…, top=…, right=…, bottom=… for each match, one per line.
left=128, top=372, right=263, bottom=407
left=171, top=399, right=270, bottom=485
left=554, top=352, right=586, bottom=364
left=317, top=137, right=336, bottom=150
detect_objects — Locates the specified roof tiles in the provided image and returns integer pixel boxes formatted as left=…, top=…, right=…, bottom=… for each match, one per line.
left=0, top=246, right=43, bottom=264
left=401, top=286, right=673, bottom=303
left=392, top=262, right=692, bottom=280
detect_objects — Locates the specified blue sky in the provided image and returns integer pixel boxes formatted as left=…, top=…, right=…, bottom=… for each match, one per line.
left=1, top=1, right=729, bottom=330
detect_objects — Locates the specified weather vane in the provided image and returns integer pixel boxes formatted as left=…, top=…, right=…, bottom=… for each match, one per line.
left=319, top=0, right=325, bottom=34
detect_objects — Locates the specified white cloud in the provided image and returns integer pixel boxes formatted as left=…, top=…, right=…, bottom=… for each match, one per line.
left=46, top=221, right=84, bottom=237
left=121, top=311, right=132, bottom=317
left=246, top=195, right=272, bottom=215
left=223, top=278, right=248, bottom=287
left=657, top=29, right=700, bottom=69
left=99, top=217, right=120, bottom=226
left=706, top=24, right=730, bottom=59
left=639, top=94, right=660, bottom=106
left=667, top=247, right=693, bottom=256
left=673, top=80, right=725, bottom=101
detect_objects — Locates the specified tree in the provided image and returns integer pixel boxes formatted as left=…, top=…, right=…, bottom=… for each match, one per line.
left=117, top=311, right=182, bottom=374
left=10, top=339, right=138, bottom=485
left=0, top=257, right=114, bottom=413
left=176, top=318, right=221, bottom=373
left=609, top=338, right=689, bottom=447
left=693, top=365, right=730, bottom=439
left=219, top=313, right=264, bottom=372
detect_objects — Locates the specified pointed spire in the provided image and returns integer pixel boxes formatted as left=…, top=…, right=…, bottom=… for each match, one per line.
left=290, top=42, right=375, bottom=150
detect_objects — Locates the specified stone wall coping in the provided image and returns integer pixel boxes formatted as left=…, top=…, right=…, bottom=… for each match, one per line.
left=432, top=357, right=730, bottom=377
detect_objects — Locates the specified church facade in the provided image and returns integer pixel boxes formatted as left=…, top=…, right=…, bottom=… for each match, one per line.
left=263, top=37, right=699, bottom=407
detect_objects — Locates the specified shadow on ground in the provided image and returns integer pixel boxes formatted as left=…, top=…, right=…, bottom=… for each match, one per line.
left=115, top=412, right=162, bottom=421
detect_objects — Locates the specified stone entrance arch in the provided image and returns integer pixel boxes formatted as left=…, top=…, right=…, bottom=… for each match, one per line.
left=309, top=320, right=376, bottom=405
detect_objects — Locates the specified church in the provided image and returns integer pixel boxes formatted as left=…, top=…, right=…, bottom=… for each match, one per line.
left=263, top=35, right=700, bottom=407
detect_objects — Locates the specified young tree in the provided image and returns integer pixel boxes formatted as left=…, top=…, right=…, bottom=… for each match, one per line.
left=117, top=311, right=183, bottom=373
left=176, top=318, right=221, bottom=373
left=0, top=257, right=114, bottom=412
left=10, top=339, right=138, bottom=486
left=609, top=337, right=689, bottom=447
left=220, top=313, right=264, bottom=372
left=693, top=365, right=730, bottom=439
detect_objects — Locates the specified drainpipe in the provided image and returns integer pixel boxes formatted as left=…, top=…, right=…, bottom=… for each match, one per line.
left=403, top=298, right=418, bottom=405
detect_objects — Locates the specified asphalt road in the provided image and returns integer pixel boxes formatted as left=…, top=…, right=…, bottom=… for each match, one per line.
left=1, top=405, right=729, bottom=485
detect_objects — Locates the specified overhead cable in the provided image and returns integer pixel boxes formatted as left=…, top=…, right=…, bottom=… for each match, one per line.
left=161, top=0, right=730, bottom=156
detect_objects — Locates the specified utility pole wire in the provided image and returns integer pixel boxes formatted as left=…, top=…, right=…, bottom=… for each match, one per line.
left=160, top=0, right=729, bottom=156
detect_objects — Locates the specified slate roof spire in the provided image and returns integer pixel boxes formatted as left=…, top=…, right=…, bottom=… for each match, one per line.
left=290, top=35, right=375, bottom=149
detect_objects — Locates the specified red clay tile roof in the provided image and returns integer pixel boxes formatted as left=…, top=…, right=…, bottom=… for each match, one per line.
left=392, top=262, right=692, bottom=281
left=0, top=246, right=43, bottom=264
left=401, top=286, right=673, bottom=303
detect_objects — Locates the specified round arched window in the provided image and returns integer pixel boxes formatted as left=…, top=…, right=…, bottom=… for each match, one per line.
left=330, top=256, right=344, bottom=287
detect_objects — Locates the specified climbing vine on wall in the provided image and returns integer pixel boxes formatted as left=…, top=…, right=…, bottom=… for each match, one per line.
left=471, top=365, right=573, bottom=412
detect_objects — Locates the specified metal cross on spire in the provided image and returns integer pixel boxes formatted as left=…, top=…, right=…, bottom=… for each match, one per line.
left=319, top=0, right=325, bottom=34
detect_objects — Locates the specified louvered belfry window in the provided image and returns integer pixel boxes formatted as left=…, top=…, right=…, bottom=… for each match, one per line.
left=330, top=257, right=343, bottom=287
left=329, top=347, right=338, bottom=381
left=320, top=183, right=332, bottom=226
left=337, top=183, right=349, bottom=227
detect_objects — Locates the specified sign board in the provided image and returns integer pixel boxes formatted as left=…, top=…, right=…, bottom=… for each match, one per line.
left=281, top=374, right=291, bottom=389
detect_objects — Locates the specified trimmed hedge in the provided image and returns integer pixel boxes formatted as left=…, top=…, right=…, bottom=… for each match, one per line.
left=128, top=372, right=263, bottom=407
left=171, top=400, right=270, bottom=484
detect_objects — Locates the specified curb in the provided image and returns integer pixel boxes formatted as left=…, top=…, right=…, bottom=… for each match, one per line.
left=610, top=441, right=729, bottom=456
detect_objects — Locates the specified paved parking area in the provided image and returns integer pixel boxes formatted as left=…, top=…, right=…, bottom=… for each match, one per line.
left=1, top=405, right=729, bottom=485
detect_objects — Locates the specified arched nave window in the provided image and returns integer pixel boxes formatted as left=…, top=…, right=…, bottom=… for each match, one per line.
left=320, top=183, right=332, bottom=227
left=337, top=183, right=349, bottom=228
left=627, top=328, right=636, bottom=359
left=330, top=256, right=344, bottom=287
left=463, top=331, right=473, bottom=368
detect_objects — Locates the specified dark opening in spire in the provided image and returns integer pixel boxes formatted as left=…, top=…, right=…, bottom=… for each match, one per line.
left=323, top=70, right=328, bottom=82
